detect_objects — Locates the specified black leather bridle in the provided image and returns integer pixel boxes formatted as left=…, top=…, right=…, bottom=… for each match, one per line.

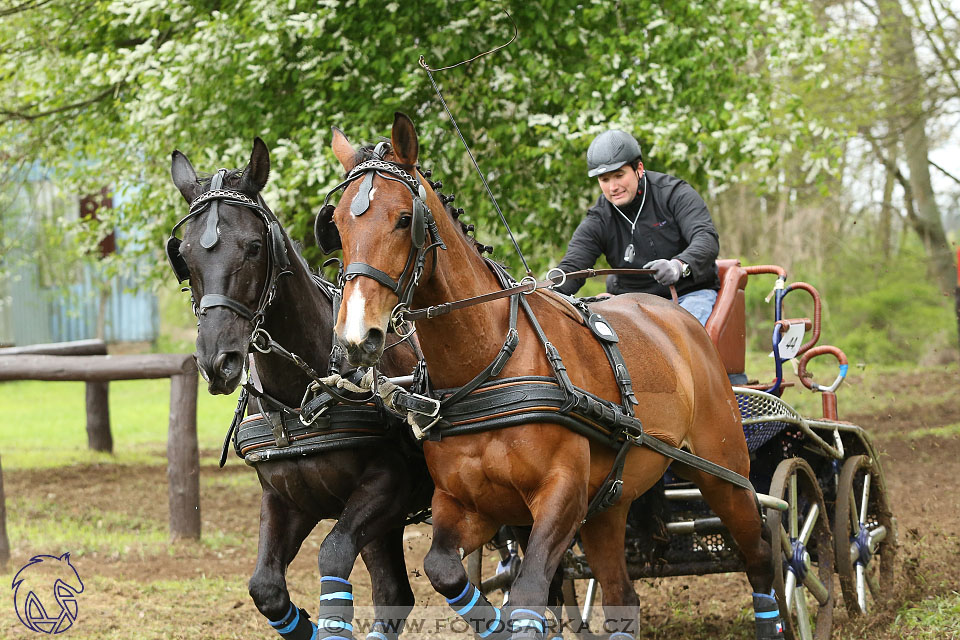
left=166, top=169, right=291, bottom=330
left=314, top=150, right=445, bottom=326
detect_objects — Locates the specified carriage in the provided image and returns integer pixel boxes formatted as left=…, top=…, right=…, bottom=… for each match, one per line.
left=170, top=124, right=895, bottom=640
left=469, top=260, right=896, bottom=640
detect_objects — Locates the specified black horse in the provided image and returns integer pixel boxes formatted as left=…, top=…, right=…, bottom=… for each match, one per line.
left=169, top=138, right=432, bottom=640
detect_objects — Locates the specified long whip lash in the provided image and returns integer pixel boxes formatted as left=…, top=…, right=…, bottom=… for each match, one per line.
left=418, top=8, right=533, bottom=276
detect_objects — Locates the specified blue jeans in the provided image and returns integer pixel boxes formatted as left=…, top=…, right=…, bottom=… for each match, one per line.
left=677, top=288, right=718, bottom=326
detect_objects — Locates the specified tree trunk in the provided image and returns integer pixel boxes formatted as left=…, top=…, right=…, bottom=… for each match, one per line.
left=878, top=0, right=957, bottom=294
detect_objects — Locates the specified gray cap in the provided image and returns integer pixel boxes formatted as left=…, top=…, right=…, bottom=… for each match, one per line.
left=586, top=130, right=642, bottom=177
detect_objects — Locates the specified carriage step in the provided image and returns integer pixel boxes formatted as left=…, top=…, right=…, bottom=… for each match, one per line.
left=663, top=488, right=788, bottom=512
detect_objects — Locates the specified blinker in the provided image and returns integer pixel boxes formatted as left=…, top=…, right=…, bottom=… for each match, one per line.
left=200, top=169, right=227, bottom=248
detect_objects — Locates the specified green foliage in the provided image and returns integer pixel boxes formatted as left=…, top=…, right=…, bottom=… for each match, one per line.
left=741, top=241, right=957, bottom=366
left=0, top=0, right=840, bottom=280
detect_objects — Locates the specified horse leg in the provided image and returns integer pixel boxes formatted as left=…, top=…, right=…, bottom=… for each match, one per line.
left=357, top=527, right=413, bottom=640
left=248, top=489, right=319, bottom=640
left=577, top=505, right=638, bottom=640
left=500, top=477, right=587, bottom=640
left=687, top=466, right=783, bottom=640
left=423, top=490, right=503, bottom=639
left=314, top=461, right=412, bottom=640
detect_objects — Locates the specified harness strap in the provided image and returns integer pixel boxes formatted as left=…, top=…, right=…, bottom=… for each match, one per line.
left=582, top=435, right=632, bottom=522
left=517, top=294, right=577, bottom=404
left=439, top=293, right=521, bottom=410
left=344, top=262, right=401, bottom=293
left=199, top=294, right=257, bottom=321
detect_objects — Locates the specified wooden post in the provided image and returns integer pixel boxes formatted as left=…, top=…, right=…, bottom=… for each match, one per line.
left=0, top=454, right=9, bottom=569
left=167, top=369, right=201, bottom=540
left=955, top=247, right=959, bottom=353
left=0, top=340, right=113, bottom=452
left=85, top=382, right=112, bottom=452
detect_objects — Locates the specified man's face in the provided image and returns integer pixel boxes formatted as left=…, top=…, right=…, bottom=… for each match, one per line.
left=597, top=163, right=642, bottom=207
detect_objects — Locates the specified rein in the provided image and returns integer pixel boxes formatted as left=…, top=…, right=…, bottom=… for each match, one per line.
left=398, top=267, right=678, bottom=323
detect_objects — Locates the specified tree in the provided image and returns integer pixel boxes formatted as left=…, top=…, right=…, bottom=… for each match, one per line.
left=0, top=0, right=839, bottom=279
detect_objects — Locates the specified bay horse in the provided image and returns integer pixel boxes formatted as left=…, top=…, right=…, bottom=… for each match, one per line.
left=325, top=113, right=785, bottom=640
left=169, top=138, right=432, bottom=640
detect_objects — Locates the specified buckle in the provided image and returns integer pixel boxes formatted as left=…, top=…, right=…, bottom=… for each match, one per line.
left=393, top=391, right=440, bottom=417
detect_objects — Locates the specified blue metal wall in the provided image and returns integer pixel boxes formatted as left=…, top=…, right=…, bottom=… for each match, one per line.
left=2, top=263, right=158, bottom=346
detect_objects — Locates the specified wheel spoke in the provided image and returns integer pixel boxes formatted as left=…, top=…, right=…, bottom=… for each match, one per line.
left=795, top=586, right=813, bottom=639
left=785, top=569, right=797, bottom=612
left=789, top=474, right=799, bottom=538
left=864, top=565, right=882, bottom=601
left=798, top=502, right=820, bottom=546
left=856, top=564, right=868, bottom=612
left=859, top=472, right=871, bottom=527
left=802, top=568, right=831, bottom=606
left=848, top=480, right=862, bottom=536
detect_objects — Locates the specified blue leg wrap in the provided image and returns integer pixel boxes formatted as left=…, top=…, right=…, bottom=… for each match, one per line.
left=316, top=577, right=354, bottom=640
left=365, top=618, right=404, bottom=640
left=268, top=602, right=318, bottom=640
left=508, top=608, right=546, bottom=640
left=752, top=590, right=785, bottom=640
left=446, top=582, right=508, bottom=639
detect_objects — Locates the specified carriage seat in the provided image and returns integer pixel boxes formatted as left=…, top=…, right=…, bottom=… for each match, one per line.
left=704, top=259, right=747, bottom=378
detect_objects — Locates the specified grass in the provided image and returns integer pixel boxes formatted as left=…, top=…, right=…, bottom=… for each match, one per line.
left=890, top=592, right=960, bottom=639
left=0, top=378, right=238, bottom=469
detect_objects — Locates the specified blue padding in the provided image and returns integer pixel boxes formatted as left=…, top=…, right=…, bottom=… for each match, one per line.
left=275, top=608, right=302, bottom=635
left=839, top=364, right=848, bottom=377
left=319, top=592, right=354, bottom=602
left=269, top=603, right=297, bottom=628
left=320, top=576, right=351, bottom=585
left=510, top=609, right=544, bottom=620
left=310, top=623, right=318, bottom=640
left=511, top=619, right=544, bottom=633
left=455, top=587, right=481, bottom=616
left=317, top=619, right=353, bottom=633
left=446, top=581, right=472, bottom=604
left=755, top=610, right=780, bottom=619
left=478, top=607, right=501, bottom=639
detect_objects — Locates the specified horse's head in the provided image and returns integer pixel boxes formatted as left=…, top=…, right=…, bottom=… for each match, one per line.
left=326, top=113, right=440, bottom=367
left=169, top=138, right=289, bottom=394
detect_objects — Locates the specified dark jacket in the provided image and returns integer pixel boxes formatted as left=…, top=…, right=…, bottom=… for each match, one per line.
left=555, top=170, right=720, bottom=298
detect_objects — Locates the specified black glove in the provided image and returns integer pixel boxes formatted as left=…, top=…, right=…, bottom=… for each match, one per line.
left=642, top=259, right=683, bottom=286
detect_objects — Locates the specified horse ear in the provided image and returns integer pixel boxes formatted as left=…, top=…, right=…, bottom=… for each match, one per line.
left=332, top=126, right=358, bottom=172
left=171, top=150, right=200, bottom=203
left=391, top=112, right=419, bottom=166
left=242, top=137, right=270, bottom=194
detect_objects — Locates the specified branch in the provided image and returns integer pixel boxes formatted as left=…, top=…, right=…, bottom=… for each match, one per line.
left=930, top=159, right=960, bottom=186
left=0, top=0, right=53, bottom=18
left=0, top=83, right=119, bottom=123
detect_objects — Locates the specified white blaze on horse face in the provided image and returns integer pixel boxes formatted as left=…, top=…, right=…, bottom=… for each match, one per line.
left=342, top=284, right=370, bottom=345
left=348, top=188, right=376, bottom=216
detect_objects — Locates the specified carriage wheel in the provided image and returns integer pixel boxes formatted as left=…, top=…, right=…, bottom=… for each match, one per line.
left=833, top=454, right=896, bottom=616
left=766, top=458, right=835, bottom=640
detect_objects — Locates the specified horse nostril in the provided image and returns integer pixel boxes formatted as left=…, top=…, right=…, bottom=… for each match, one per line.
left=214, top=351, right=243, bottom=380
left=361, top=328, right=385, bottom=356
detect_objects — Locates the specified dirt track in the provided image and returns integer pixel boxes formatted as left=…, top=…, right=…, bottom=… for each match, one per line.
left=1, top=365, right=958, bottom=639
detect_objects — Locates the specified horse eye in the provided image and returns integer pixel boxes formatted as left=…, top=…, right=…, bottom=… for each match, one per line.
left=396, top=215, right=412, bottom=230
left=245, top=241, right=262, bottom=257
